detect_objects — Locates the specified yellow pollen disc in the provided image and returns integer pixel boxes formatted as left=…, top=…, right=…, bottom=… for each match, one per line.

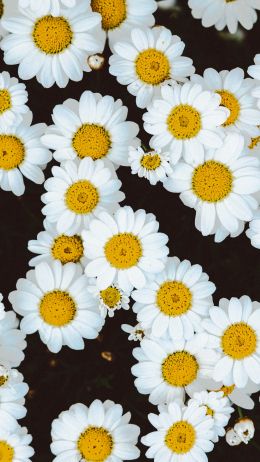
left=167, top=104, right=201, bottom=139
left=39, top=290, right=76, bottom=327
left=249, top=136, right=260, bottom=150
left=65, top=180, right=99, bottom=214
left=77, top=427, right=113, bottom=461
left=51, top=235, right=84, bottom=264
left=0, top=441, right=14, bottom=462
left=192, top=160, right=233, bottom=202
left=221, top=322, right=257, bottom=360
left=135, top=49, right=170, bottom=85
left=156, top=281, right=192, bottom=317
left=218, top=384, right=235, bottom=397
left=0, top=135, right=25, bottom=170
left=216, top=90, right=240, bottom=126
left=162, top=351, right=199, bottom=387
left=100, top=286, right=121, bottom=308
left=104, top=233, right=142, bottom=269
left=0, top=89, right=11, bottom=114
left=72, top=124, right=111, bottom=160
left=165, top=421, right=196, bottom=454
left=0, top=375, right=7, bottom=387
left=33, top=15, right=73, bottom=54
left=91, top=0, right=126, bottom=31
left=141, top=153, right=161, bottom=170
left=205, top=405, right=214, bottom=417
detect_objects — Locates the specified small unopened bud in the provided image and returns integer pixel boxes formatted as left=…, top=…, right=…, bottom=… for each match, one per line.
left=88, top=54, right=105, bottom=71
left=234, top=418, right=255, bottom=444
left=225, top=427, right=242, bottom=446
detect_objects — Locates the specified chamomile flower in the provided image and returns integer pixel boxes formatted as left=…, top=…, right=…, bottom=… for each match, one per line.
left=9, top=261, right=104, bottom=354
left=0, top=367, right=28, bottom=420
left=132, top=256, right=215, bottom=340
left=131, top=334, right=219, bottom=404
left=84, top=206, right=169, bottom=292
left=18, top=0, right=76, bottom=16
left=248, top=54, right=260, bottom=108
left=128, top=145, right=172, bottom=185
left=246, top=208, right=260, bottom=248
left=143, top=82, right=229, bottom=165
left=188, top=0, right=260, bottom=34
left=0, top=71, right=28, bottom=128
left=109, top=26, right=195, bottom=109
left=0, top=0, right=18, bottom=39
left=51, top=399, right=140, bottom=462
left=1, top=1, right=105, bottom=88
left=87, top=279, right=130, bottom=318
left=121, top=323, right=147, bottom=341
left=164, top=133, right=260, bottom=240
left=142, top=400, right=214, bottom=462
left=41, top=157, right=124, bottom=235
left=0, top=413, right=34, bottom=462
left=0, top=311, right=26, bottom=368
left=41, top=91, right=139, bottom=166
left=203, top=296, right=260, bottom=388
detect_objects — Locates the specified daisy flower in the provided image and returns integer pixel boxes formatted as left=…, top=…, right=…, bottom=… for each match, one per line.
left=191, top=67, right=260, bottom=139
left=41, top=90, right=139, bottom=166
left=51, top=399, right=140, bottom=462
left=248, top=53, right=260, bottom=108
left=0, top=0, right=18, bottom=39
left=9, top=261, right=104, bottom=354
left=109, top=26, right=195, bottom=109
left=0, top=412, right=34, bottom=462
left=1, top=1, right=105, bottom=88
left=18, top=0, right=76, bottom=16
left=128, top=145, right=172, bottom=185
left=87, top=279, right=130, bottom=318
left=143, top=82, right=229, bottom=166
left=132, top=256, right=215, bottom=340
left=0, top=366, right=29, bottom=420
left=131, top=334, right=219, bottom=404
left=0, top=71, right=28, bottom=128
left=121, top=323, right=147, bottom=341
left=84, top=206, right=169, bottom=292
left=0, top=112, right=51, bottom=196
left=246, top=208, right=260, bottom=248
left=164, top=133, right=260, bottom=240
left=200, top=378, right=260, bottom=410
left=41, top=157, right=124, bottom=235
left=142, top=400, right=214, bottom=462
left=188, top=0, right=260, bottom=34
left=203, top=296, right=260, bottom=388
left=0, top=311, right=26, bottom=368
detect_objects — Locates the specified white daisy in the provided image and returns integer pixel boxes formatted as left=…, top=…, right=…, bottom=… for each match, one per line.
left=164, top=133, right=260, bottom=240
left=246, top=208, right=260, bottom=248
left=0, top=0, right=18, bottom=39
left=9, top=261, right=104, bottom=354
left=109, top=26, right=195, bottom=109
left=121, top=322, right=148, bottom=341
left=128, top=145, right=172, bottom=185
left=200, top=378, right=260, bottom=410
left=0, top=366, right=28, bottom=420
left=41, top=157, right=124, bottom=235
left=142, top=400, right=214, bottom=462
left=0, top=112, right=51, bottom=196
left=131, top=334, right=219, bottom=405
left=248, top=53, right=260, bottom=108
left=87, top=279, right=130, bottom=318
left=143, top=82, right=229, bottom=166
left=41, top=90, right=139, bottom=166
left=0, top=412, right=34, bottom=462
left=1, top=1, right=105, bottom=88
left=203, top=296, right=260, bottom=388
left=0, top=71, right=28, bottom=128
left=18, top=0, right=76, bottom=16
left=188, top=0, right=260, bottom=34
left=84, top=206, right=169, bottom=292
left=132, top=256, right=215, bottom=340
left=0, top=311, right=26, bottom=368
left=51, top=399, right=140, bottom=462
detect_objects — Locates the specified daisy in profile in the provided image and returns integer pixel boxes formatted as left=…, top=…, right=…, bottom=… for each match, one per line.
left=143, top=82, right=229, bottom=165
left=109, top=26, right=194, bottom=109
left=0, top=367, right=28, bottom=420
left=164, top=133, right=260, bottom=240
left=0, top=112, right=51, bottom=196
left=51, top=399, right=140, bottom=461
left=121, top=323, right=147, bottom=341
left=1, top=1, right=105, bottom=88
left=188, top=0, right=260, bottom=34
left=0, top=71, right=28, bottom=128
left=128, top=145, right=172, bottom=185
left=132, top=256, right=215, bottom=340
left=87, top=279, right=130, bottom=318
left=199, top=378, right=260, bottom=410
left=248, top=54, right=260, bottom=108
left=0, top=311, right=26, bottom=368
left=203, top=296, right=260, bottom=388
left=41, top=91, right=139, bottom=166
left=191, top=68, right=260, bottom=139
left=0, top=412, right=34, bottom=462
left=246, top=209, right=260, bottom=248
left=18, top=0, right=76, bottom=16
left=9, top=261, right=104, bottom=354
left=131, top=334, right=219, bottom=404
left=142, top=400, right=214, bottom=461
left=42, top=158, right=124, bottom=235
left=84, top=206, right=169, bottom=292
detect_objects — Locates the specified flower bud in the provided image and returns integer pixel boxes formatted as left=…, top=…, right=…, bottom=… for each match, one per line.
left=234, top=418, right=255, bottom=444
left=225, top=427, right=242, bottom=446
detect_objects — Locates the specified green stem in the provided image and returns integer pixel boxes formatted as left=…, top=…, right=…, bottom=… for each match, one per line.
left=237, top=406, right=243, bottom=418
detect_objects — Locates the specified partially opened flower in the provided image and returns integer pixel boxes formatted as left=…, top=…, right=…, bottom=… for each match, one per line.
left=121, top=323, right=147, bottom=341
left=0, top=367, right=29, bottom=420
left=0, top=311, right=26, bottom=368
left=87, top=279, right=130, bottom=318
left=0, top=71, right=28, bottom=128
left=128, top=145, right=172, bottom=185
left=226, top=427, right=242, bottom=446
left=0, top=412, right=34, bottom=462
left=234, top=417, right=255, bottom=444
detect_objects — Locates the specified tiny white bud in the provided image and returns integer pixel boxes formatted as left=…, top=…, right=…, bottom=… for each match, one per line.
left=234, top=418, right=255, bottom=444
left=225, top=427, right=242, bottom=446
left=88, top=54, right=105, bottom=71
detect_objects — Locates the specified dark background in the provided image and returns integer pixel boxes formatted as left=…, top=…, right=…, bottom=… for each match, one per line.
left=0, top=1, right=260, bottom=460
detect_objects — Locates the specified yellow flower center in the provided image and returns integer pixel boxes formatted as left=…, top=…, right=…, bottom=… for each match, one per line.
left=0, top=89, right=11, bottom=114
left=205, top=406, right=214, bottom=417
left=104, top=233, right=142, bottom=269
left=0, top=135, right=25, bottom=170
left=72, top=124, right=111, bottom=160
left=192, top=160, right=233, bottom=202
left=165, top=421, right=196, bottom=454
left=65, top=180, right=99, bottom=214
left=218, top=384, right=235, bottom=397
left=91, top=0, right=126, bottom=31
left=33, top=15, right=73, bottom=54
left=248, top=136, right=260, bottom=150
left=156, top=281, right=192, bottom=317
left=221, top=322, right=257, bottom=360
left=100, top=286, right=121, bottom=308
left=39, top=290, right=76, bottom=327
left=162, top=351, right=199, bottom=387
left=0, top=441, right=14, bottom=462
left=51, top=235, right=84, bottom=264
left=135, top=49, right=170, bottom=85
left=216, top=90, right=240, bottom=126
left=167, top=104, right=201, bottom=139
left=140, top=153, right=161, bottom=170
left=0, top=375, right=7, bottom=387
left=77, top=427, right=113, bottom=461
